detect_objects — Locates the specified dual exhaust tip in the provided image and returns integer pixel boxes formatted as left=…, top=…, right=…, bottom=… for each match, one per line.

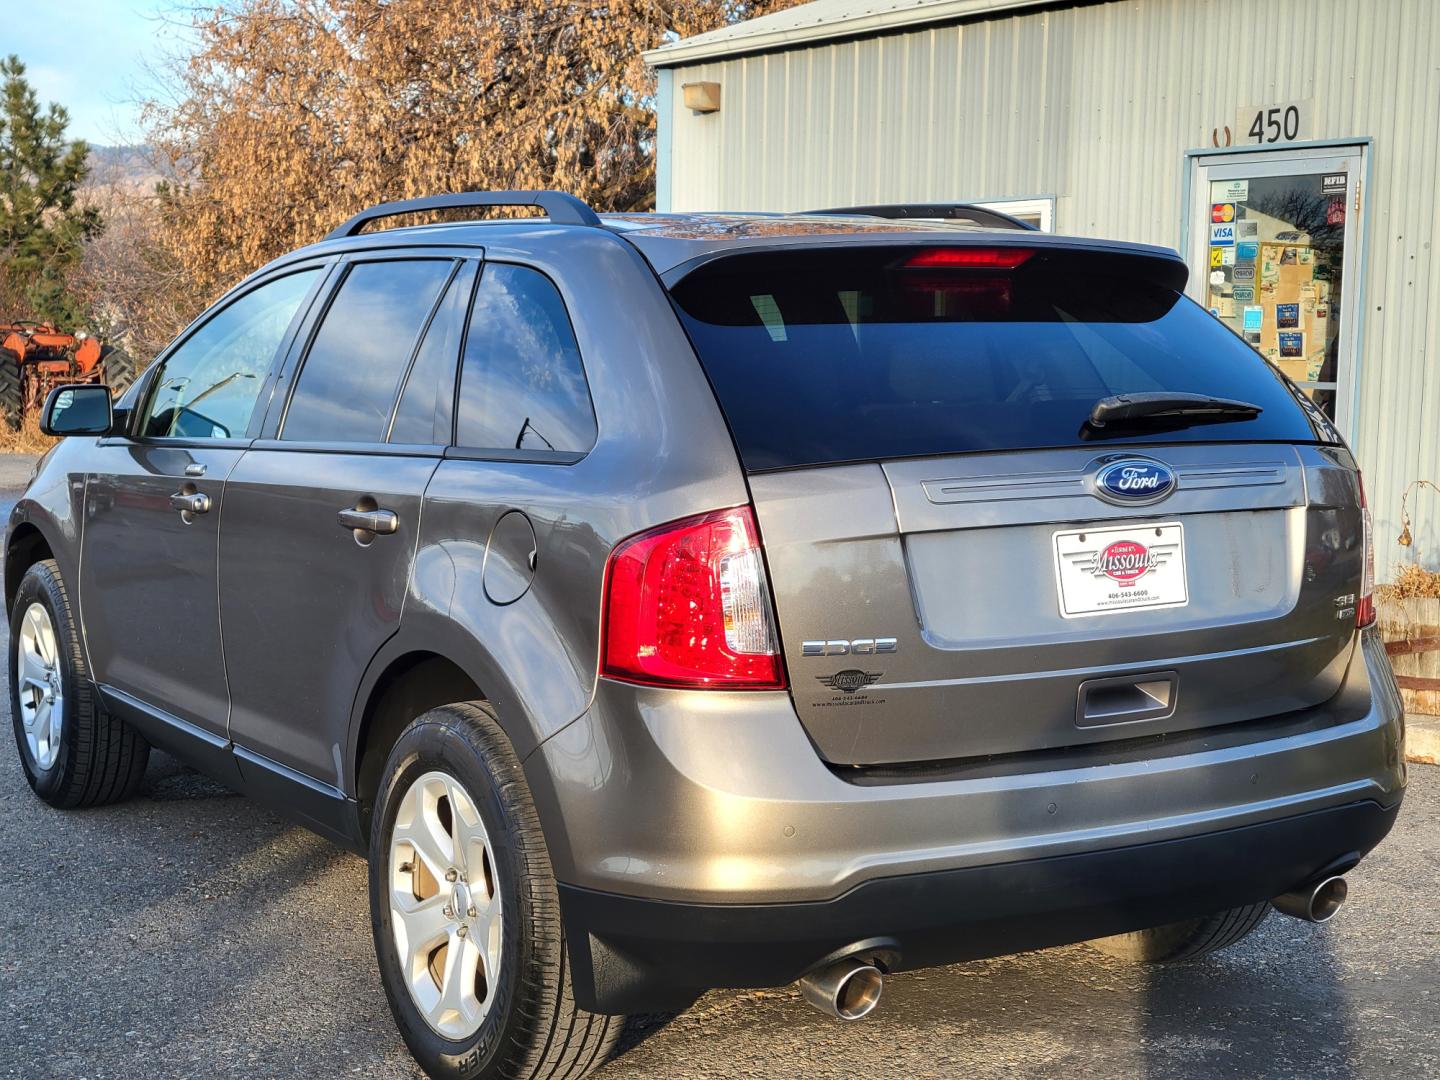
left=1272, top=874, right=1348, bottom=923
left=797, top=875, right=1347, bottom=1021
left=799, top=957, right=884, bottom=1021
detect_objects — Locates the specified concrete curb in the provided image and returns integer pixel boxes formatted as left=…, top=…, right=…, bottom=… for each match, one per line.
left=1407, top=714, right=1440, bottom=766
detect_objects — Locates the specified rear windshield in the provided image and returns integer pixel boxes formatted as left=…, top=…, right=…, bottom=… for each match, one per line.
left=669, top=247, right=1322, bottom=472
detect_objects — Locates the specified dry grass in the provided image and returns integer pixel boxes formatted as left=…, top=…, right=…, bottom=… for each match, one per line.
left=0, top=411, right=58, bottom=455
left=1389, top=563, right=1440, bottom=600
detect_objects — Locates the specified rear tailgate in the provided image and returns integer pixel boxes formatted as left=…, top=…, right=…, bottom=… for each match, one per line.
left=668, top=240, right=1364, bottom=766
left=750, top=444, right=1362, bottom=764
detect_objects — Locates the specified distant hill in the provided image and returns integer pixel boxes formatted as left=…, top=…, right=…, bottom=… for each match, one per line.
left=85, top=144, right=164, bottom=193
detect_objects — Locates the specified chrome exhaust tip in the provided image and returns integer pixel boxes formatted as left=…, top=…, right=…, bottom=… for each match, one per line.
left=1272, top=874, right=1348, bottom=923
left=799, top=958, right=884, bottom=1021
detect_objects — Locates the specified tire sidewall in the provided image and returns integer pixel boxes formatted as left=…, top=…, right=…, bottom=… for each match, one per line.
left=369, top=707, right=540, bottom=1080
left=9, top=562, right=80, bottom=799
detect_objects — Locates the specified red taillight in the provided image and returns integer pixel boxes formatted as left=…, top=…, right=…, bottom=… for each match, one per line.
left=904, top=247, right=1034, bottom=269
left=602, top=507, right=786, bottom=689
left=1357, top=473, right=1376, bottom=628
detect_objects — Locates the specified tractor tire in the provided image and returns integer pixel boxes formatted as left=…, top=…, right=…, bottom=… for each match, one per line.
left=98, top=346, right=139, bottom=396
left=0, top=349, right=22, bottom=428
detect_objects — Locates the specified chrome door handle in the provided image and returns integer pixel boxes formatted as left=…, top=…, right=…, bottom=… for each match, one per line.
left=337, top=507, right=399, bottom=535
left=169, top=491, right=211, bottom=515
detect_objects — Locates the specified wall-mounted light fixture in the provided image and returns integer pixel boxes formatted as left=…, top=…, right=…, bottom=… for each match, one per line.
left=682, top=82, right=722, bottom=114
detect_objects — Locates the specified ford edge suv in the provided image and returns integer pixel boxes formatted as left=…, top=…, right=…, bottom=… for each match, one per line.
left=6, top=192, right=1405, bottom=1080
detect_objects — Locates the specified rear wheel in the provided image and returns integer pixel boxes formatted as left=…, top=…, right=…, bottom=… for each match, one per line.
left=369, top=702, right=623, bottom=1080
left=1087, top=902, right=1271, bottom=963
left=0, top=349, right=22, bottom=427
left=9, top=559, right=150, bottom=807
left=98, top=345, right=139, bottom=395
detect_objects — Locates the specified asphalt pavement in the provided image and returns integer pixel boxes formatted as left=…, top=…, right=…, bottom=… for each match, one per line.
left=0, top=459, right=1437, bottom=1079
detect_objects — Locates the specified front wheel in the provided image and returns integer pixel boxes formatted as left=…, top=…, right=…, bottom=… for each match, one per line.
left=1087, top=902, right=1271, bottom=964
left=9, top=559, right=150, bottom=807
left=369, top=702, right=623, bottom=1080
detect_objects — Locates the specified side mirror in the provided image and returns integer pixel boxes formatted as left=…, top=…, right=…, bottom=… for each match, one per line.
left=40, top=384, right=114, bottom=437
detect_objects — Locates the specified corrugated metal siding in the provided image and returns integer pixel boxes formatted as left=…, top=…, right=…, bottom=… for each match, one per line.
left=663, top=0, right=1440, bottom=578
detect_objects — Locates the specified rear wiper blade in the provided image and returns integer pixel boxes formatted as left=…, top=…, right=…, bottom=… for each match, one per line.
left=1085, top=392, right=1263, bottom=429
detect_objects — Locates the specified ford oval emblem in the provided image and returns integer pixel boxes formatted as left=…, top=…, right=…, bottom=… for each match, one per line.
left=1094, top=459, right=1176, bottom=504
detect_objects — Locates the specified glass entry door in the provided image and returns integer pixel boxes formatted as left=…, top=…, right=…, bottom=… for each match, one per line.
left=1188, top=145, right=1366, bottom=431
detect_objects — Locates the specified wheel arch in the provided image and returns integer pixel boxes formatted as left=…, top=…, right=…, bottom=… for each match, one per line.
left=5, top=521, right=54, bottom=612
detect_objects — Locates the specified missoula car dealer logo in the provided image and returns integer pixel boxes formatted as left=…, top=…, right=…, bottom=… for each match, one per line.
left=1094, top=459, right=1176, bottom=504
left=816, top=669, right=882, bottom=694
left=1095, top=539, right=1158, bottom=587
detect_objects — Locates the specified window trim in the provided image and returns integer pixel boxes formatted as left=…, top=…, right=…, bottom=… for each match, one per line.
left=273, top=253, right=463, bottom=449
left=386, top=259, right=478, bottom=448
left=115, top=260, right=333, bottom=445
left=451, top=258, right=599, bottom=463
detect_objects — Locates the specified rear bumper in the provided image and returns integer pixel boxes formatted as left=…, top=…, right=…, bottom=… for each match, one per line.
left=560, top=798, right=1398, bottom=1012
left=526, top=627, right=1405, bottom=1011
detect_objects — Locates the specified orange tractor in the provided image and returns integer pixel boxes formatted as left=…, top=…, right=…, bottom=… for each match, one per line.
left=0, top=322, right=137, bottom=425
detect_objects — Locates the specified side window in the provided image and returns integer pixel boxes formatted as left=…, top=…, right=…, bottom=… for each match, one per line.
left=282, top=259, right=454, bottom=444
left=456, top=264, right=597, bottom=455
left=140, top=269, right=319, bottom=439
left=389, top=262, right=477, bottom=445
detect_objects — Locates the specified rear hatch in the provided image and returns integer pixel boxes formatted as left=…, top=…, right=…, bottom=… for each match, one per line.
left=669, top=241, right=1365, bottom=766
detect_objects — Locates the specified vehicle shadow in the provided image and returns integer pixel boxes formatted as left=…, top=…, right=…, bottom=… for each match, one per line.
left=1136, top=914, right=1357, bottom=1079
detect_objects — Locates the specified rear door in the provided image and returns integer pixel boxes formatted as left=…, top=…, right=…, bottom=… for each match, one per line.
left=78, top=265, right=324, bottom=754
left=670, top=243, right=1364, bottom=766
left=219, top=255, right=473, bottom=787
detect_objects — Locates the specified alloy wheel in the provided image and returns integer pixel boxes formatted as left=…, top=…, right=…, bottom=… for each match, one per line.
left=389, top=769, right=503, bottom=1040
left=16, top=602, right=63, bottom=771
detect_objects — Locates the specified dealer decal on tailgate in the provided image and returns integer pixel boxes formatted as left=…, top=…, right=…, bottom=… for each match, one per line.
left=1053, top=522, right=1189, bottom=618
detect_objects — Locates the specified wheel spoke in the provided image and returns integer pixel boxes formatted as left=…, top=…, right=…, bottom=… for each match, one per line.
left=436, top=930, right=480, bottom=1027
left=20, top=643, right=47, bottom=687
left=28, top=697, right=50, bottom=737
left=393, top=783, right=454, bottom=880
left=394, top=894, right=453, bottom=966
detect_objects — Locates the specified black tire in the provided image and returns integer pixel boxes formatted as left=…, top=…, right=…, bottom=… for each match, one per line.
left=1088, top=902, right=1271, bottom=963
left=8, top=559, right=150, bottom=808
left=98, top=345, right=139, bottom=395
left=370, top=701, right=623, bottom=1080
left=0, top=349, right=22, bottom=427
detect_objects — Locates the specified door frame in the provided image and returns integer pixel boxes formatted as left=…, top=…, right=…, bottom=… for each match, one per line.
left=1181, top=138, right=1373, bottom=437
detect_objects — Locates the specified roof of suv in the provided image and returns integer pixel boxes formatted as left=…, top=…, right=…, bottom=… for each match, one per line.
left=276, top=209, right=1185, bottom=281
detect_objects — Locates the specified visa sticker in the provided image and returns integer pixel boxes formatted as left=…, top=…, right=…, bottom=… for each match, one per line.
left=1210, top=222, right=1236, bottom=246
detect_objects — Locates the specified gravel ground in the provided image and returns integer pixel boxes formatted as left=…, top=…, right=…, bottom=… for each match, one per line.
left=0, top=459, right=1436, bottom=1079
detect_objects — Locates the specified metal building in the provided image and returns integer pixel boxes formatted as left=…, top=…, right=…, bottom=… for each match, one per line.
left=645, top=0, right=1440, bottom=578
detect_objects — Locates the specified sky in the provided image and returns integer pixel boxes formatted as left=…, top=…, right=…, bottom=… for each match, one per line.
left=3, top=0, right=188, bottom=145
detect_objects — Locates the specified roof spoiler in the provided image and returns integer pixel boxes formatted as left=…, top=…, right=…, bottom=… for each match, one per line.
left=799, top=203, right=1039, bottom=231
left=327, top=190, right=601, bottom=239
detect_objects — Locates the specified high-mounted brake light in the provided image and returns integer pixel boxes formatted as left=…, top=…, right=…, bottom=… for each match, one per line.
left=602, top=507, right=786, bottom=689
left=1357, top=473, right=1376, bottom=628
left=905, top=247, right=1034, bottom=270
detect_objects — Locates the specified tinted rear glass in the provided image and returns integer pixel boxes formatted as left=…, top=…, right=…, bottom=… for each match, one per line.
left=670, top=247, right=1321, bottom=472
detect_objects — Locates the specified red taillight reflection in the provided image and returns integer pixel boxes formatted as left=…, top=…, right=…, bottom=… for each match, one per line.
left=905, top=247, right=1034, bottom=270
left=601, top=507, right=786, bottom=689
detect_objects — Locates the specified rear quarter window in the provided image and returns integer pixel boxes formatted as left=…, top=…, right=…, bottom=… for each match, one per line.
left=669, top=247, right=1322, bottom=471
left=456, top=263, right=596, bottom=456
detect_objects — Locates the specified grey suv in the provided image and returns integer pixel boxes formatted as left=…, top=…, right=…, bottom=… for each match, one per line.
left=7, top=192, right=1405, bottom=1080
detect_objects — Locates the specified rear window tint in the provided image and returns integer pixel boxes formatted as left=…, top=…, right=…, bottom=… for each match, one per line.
left=670, top=247, right=1321, bottom=471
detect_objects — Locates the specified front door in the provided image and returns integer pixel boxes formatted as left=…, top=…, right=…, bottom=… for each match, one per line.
left=219, top=255, right=470, bottom=788
left=78, top=267, right=324, bottom=751
left=1188, top=144, right=1366, bottom=432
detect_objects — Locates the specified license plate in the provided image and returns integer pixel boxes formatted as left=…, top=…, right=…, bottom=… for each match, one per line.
left=1053, top=522, right=1188, bottom=618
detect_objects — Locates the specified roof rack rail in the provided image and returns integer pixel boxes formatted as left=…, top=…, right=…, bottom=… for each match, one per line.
left=327, top=190, right=601, bottom=239
left=800, top=203, right=1039, bottom=231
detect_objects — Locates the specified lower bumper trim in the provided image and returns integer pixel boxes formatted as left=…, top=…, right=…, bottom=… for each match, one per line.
left=560, top=798, right=1399, bottom=1013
